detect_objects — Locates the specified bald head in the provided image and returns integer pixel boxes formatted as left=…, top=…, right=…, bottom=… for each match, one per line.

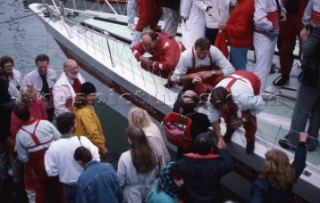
left=181, top=90, right=198, bottom=104
left=141, top=30, right=159, bottom=54
left=63, top=59, right=79, bottom=79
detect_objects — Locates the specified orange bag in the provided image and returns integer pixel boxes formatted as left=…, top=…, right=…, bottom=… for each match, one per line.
left=162, top=112, right=193, bottom=150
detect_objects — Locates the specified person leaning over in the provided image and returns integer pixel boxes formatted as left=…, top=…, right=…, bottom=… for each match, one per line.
left=207, top=70, right=264, bottom=154
left=74, top=146, right=122, bottom=203
left=132, top=30, right=185, bottom=86
left=248, top=132, right=308, bottom=203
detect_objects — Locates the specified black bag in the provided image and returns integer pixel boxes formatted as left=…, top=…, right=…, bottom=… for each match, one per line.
left=286, top=0, right=300, bottom=13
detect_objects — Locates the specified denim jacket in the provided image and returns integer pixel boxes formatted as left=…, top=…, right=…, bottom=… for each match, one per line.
left=76, top=161, right=122, bottom=203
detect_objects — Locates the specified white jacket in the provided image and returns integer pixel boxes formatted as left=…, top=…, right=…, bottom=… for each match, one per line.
left=254, top=0, right=285, bottom=32
left=22, top=69, right=57, bottom=91
left=181, top=0, right=206, bottom=48
left=192, top=0, right=231, bottom=28
left=302, top=0, right=320, bottom=26
left=53, top=72, right=85, bottom=116
left=8, top=69, right=22, bottom=90
left=207, top=74, right=264, bottom=123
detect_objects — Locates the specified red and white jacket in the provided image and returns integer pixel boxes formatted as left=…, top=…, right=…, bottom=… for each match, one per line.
left=132, top=32, right=185, bottom=71
left=53, top=72, right=85, bottom=117
left=302, top=0, right=320, bottom=26
left=254, top=0, right=285, bottom=35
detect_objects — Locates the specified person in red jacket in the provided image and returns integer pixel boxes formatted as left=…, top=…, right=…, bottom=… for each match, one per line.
left=218, top=0, right=254, bottom=70
left=274, top=0, right=309, bottom=86
left=131, top=0, right=162, bottom=46
left=132, top=30, right=185, bottom=84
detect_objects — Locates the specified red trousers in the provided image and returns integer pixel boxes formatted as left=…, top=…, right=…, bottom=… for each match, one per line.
left=25, top=149, right=65, bottom=203
left=278, top=13, right=303, bottom=76
left=221, top=104, right=257, bottom=141
left=135, top=0, right=162, bottom=32
left=221, top=71, right=261, bottom=141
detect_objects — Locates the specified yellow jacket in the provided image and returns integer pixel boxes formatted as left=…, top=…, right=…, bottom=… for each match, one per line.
left=74, top=105, right=108, bottom=155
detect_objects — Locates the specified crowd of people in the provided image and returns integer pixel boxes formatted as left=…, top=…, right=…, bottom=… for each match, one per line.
left=0, top=0, right=319, bottom=202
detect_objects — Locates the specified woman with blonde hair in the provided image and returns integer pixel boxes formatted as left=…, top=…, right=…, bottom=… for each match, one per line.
left=117, top=126, right=158, bottom=203
left=128, top=107, right=171, bottom=168
left=10, top=85, right=47, bottom=203
left=248, top=132, right=308, bottom=203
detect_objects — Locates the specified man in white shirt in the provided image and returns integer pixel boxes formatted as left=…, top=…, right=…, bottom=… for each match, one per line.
left=22, top=54, right=57, bottom=121
left=44, top=112, right=99, bottom=203
left=171, top=37, right=234, bottom=95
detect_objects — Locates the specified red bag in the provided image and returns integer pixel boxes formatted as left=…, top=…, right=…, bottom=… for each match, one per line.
left=162, top=112, right=193, bottom=150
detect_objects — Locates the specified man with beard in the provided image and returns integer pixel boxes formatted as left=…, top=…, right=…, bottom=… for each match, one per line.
left=53, top=59, right=85, bottom=117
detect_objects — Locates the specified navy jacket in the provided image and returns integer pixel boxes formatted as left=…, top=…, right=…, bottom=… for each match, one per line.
left=76, top=161, right=122, bottom=203
left=248, top=143, right=307, bottom=203
left=178, top=149, right=234, bottom=203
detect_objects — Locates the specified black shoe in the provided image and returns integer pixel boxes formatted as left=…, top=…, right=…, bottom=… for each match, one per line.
left=306, top=138, right=318, bottom=152
left=246, top=140, right=255, bottom=154
left=273, top=75, right=289, bottom=87
left=223, top=129, right=235, bottom=143
left=278, top=139, right=295, bottom=150
left=164, top=82, right=175, bottom=89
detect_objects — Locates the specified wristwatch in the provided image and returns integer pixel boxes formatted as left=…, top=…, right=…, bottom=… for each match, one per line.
left=212, top=70, right=216, bottom=75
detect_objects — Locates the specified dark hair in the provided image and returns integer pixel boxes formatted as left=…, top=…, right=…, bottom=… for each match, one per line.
left=0, top=69, right=10, bottom=102
left=14, top=102, right=31, bottom=122
left=157, top=162, right=185, bottom=192
left=56, top=112, right=76, bottom=134
left=142, top=30, right=159, bottom=41
left=74, top=146, right=93, bottom=164
left=193, top=131, right=214, bottom=155
left=210, top=86, right=232, bottom=110
left=126, top=126, right=157, bottom=173
left=0, top=55, right=14, bottom=68
left=194, top=37, right=211, bottom=51
left=35, top=54, right=49, bottom=64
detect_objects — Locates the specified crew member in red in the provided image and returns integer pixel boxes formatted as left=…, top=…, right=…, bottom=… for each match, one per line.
left=207, top=70, right=264, bottom=154
left=14, top=102, right=64, bottom=203
left=131, top=0, right=162, bottom=46
left=275, top=0, right=309, bottom=86
left=132, top=30, right=185, bottom=84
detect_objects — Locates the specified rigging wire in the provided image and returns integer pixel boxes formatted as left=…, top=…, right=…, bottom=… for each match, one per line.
left=0, top=13, right=40, bottom=24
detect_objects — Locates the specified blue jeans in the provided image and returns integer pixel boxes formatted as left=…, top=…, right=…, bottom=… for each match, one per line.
left=230, top=46, right=249, bottom=70
left=127, top=0, right=136, bottom=25
left=64, top=184, right=76, bottom=203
